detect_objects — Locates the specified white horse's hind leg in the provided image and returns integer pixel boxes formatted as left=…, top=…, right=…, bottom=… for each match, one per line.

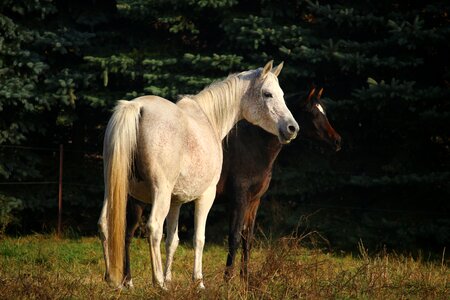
left=147, top=187, right=172, bottom=289
left=98, top=197, right=113, bottom=286
left=193, top=186, right=216, bottom=289
left=164, top=202, right=181, bottom=284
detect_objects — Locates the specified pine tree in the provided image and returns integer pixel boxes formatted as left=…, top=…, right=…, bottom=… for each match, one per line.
left=0, top=0, right=448, bottom=249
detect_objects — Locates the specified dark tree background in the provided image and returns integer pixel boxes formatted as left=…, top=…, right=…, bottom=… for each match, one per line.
left=0, top=0, right=449, bottom=252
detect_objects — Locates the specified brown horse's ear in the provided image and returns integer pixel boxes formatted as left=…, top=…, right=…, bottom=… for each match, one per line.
left=271, top=61, right=284, bottom=77
left=306, top=87, right=316, bottom=103
left=299, top=87, right=316, bottom=107
left=261, top=60, right=273, bottom=79
left=317, top=88, right=324, bottom=100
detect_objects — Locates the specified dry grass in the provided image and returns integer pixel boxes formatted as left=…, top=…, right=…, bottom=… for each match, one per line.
left=0, top=234, right=448, bottom=299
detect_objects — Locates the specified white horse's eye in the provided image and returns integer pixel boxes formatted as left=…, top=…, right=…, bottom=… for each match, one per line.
left=263, top=91, right=272, bottom=98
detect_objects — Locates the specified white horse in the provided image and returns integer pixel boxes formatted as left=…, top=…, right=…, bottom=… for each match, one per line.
left=98, top=61, right=299, bottom=289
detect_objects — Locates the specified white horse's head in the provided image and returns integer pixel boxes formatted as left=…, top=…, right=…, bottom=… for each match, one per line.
left=241, top=61, right=299, bottom=144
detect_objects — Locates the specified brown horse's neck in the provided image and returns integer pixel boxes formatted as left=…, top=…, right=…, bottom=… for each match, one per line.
left=265, top=132, right=284, bottom=170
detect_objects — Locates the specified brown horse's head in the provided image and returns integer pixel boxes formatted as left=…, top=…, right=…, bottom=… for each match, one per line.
left=290, top=87, right=342, bottom=151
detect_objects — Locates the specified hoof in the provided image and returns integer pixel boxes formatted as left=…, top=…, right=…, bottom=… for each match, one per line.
left=104, top=273, right=125, bottom=290
left=107, top=280, right=124, bottom=290
left=109, top=282, right=124, bottom=290
left=160, top=284, right=169, bottom=291
left=195, top=280, right=205, bottom=290
left=239, top=270, right=249, bottom=282
left=153, top=281, right=168, bottom=291
left=163, top=279, right=173, bottom=290
left=224, top=268, right=234, bottom=282
left=123, top=279, right=134, bottom=289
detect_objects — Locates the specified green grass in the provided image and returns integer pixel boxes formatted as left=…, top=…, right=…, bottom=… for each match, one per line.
left=0, top=234, right=448, bottom=299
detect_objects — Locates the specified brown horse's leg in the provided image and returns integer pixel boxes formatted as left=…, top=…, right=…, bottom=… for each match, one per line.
left=124, top=196, right=145, bottom=288
left=241, top=198, right=261, bottom=281
left=225, top=192, right=247, bottom=281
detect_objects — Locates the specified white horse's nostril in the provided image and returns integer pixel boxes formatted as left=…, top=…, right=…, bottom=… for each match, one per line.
left=288, top=124, right=297, bottom=134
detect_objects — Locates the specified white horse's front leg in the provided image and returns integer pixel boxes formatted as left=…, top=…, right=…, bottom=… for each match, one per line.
left=147, top=187, right=172, bottom=289
left=193, top=186, right=216, bottom=289
left=164, top=202, right=181, bottom=284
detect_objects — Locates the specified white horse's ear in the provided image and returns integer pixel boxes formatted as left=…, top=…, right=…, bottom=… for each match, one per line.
left=261, top=60, right=273, bottom=79
left=271, top=61, right=284, bottom=77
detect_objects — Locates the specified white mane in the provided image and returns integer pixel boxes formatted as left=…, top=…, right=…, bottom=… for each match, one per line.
left=183, top=69, right=260, bottom=140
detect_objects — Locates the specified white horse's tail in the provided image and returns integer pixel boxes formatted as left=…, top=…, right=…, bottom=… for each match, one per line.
left=103, top=100, right=141, bottom=286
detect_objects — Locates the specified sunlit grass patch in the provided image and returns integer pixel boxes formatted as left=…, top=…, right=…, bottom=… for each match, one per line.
left=0, top=234, right=448, bottom=299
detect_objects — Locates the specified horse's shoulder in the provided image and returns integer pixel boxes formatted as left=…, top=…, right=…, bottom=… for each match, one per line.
left=176, top=98, right=211, bottom=126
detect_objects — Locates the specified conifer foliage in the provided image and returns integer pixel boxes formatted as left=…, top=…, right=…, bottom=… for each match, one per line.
left=0, top=0, right=448, bottom=250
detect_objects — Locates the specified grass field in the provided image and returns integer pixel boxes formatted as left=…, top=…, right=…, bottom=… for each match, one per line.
left=0, top=234, right=448, bottom=299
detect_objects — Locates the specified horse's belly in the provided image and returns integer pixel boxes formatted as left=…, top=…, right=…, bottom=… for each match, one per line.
left=129, top=165, right=221, bottom=204
left=172, top=122, right=222, bottom=202
left=172, top=165, right=220, bottom=202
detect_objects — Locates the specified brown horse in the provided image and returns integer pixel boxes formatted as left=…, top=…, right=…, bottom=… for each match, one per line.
left=216, top=87, right=341, bottom=280
left=122, top=87, right=339, bottom=285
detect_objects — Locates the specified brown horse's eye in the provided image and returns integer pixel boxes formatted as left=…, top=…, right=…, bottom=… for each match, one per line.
left=263, top=91, right=272, bottom=98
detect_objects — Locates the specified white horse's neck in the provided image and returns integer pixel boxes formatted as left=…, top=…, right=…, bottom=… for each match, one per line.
left=191, top=73, right=254, bottom=140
